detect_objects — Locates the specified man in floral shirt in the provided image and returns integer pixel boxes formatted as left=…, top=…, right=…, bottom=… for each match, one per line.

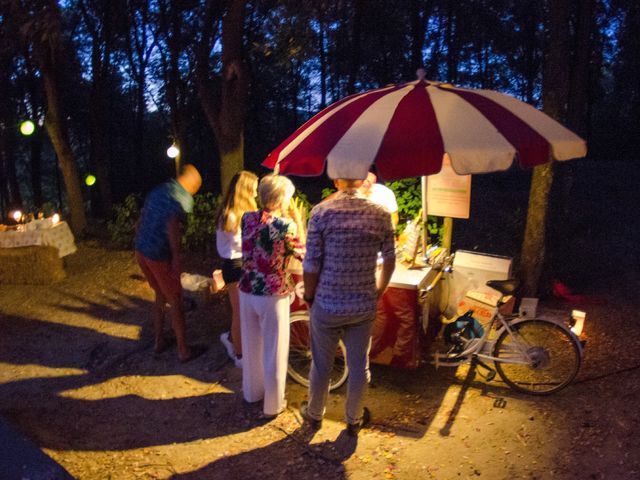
left=301, top=177, right=395, bottom=436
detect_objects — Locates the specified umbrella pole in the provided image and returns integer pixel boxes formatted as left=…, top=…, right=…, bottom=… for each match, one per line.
left=421, top=176, right=429, bottom=253
left=442, top=217, right=453, bottom=252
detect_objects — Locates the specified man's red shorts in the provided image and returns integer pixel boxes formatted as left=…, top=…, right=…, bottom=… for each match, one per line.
left=135, top=251, right=182, bottom=299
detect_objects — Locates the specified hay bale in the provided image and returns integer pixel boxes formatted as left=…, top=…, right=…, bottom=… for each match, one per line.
left=0, top=246, right=66, bottom=284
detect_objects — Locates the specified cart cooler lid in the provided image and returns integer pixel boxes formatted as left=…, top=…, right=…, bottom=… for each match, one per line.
left=388, top=262, right=433, bottom=290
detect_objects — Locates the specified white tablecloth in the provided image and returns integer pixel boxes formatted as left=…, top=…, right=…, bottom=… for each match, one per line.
left=0, top=221, right=77, bottom=257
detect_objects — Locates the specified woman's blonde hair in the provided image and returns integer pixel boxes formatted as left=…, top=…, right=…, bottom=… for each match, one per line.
left=258, top=174, right=295, bottom=211
left=217, top=170, right=259, bottom=232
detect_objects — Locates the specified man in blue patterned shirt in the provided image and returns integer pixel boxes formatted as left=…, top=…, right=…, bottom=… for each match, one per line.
left=301, top=178, right=395, bottom=436
left=135, top=164, right=202, bottom=363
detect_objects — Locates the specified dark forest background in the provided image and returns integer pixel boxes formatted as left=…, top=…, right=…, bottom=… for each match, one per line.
left=1, top=0, right=638, bottom=292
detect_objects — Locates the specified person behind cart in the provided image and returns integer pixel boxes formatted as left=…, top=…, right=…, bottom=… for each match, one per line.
left=239, top=174, right=306, bottom=420
left=301, top=176, right=395, bottom=436
left=359, top=171, right=399, bottom=228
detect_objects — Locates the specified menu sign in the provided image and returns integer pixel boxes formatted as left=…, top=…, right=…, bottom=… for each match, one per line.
left=426, top=154, right=471, bottom=219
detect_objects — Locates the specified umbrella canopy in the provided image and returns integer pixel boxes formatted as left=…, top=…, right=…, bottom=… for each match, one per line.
left=263, top=79, right=587, bottom=180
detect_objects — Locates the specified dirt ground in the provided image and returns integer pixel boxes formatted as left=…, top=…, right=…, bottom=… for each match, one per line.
left=1, top=241, right=639, bottom=480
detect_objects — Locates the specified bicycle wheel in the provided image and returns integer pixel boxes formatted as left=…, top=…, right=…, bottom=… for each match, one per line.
left=288, top=312, right=348, bottom=391
left=493, top=319, right=581, bottom=395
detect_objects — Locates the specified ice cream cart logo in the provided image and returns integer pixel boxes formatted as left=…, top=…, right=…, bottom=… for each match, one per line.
left=456, top=288, right=502, bottom=324
left=457, top=297, right=496, bottom=323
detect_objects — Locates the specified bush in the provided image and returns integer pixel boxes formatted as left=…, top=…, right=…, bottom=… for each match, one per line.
left=107, top=194, right=141, bottom=248
left=321, top=187, right=335, bottom=200
left=183, top=193, right=222, bottom=253
left=108, top=192, right=222, bottom=253
left=293, top=189, right=313, bottom=217
left=380, top=178, right=443, bottom=244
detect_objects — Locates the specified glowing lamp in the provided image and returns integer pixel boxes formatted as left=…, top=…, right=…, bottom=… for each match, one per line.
left=11, top=210, right=22, bottom=222
left=20, top=120, right=35, bottom=136
left=570, top=310, right=586, bottom=337
left=85, top=174, right=97, bottom=186
left=51, top=213, right=60, bottom=225
left=167, top=145, right=180, bottom=159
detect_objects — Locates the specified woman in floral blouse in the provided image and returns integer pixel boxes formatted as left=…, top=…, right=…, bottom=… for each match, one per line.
left=239, top=174, right=305, bottom=419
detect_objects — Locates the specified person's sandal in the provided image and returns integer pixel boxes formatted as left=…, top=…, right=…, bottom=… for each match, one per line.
left=300, top=401, right=322, bottom=430
left=219, top=332, right=236, bottom=360
left=154, top=336, right=176, bottom=354
left=347, top=407, right=371, bottom=437
left=179, top=345, right=207, bottom=363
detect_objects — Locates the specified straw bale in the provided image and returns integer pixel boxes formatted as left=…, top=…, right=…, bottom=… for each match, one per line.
left=0, top=246, right=66, bottom=284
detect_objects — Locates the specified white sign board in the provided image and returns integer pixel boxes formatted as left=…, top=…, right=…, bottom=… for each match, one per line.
left=426, top=154, right=471, bottom=219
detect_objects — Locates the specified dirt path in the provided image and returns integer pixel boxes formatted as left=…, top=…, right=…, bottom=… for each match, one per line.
left=1, top=243, right=639, bottom=479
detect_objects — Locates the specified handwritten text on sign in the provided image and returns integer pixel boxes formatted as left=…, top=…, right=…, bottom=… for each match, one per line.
left=426, top=154, right=471, bottom=219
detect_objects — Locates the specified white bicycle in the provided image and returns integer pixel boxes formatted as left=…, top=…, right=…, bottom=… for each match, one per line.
left=434, top=278, right=584, bottom=395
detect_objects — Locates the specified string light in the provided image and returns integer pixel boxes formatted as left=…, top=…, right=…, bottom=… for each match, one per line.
left=167, top=144, right=180, bottom=159
left=19, top=120, right=35, bottom=136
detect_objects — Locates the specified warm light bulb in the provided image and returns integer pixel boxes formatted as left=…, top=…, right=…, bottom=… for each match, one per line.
left=51, top=213, right=60, bottom=225
left=20, top=120, right=35, bottom=136
left=167, top=145, right=180, bottom=159
left=12, top=210, right=22, bottom=222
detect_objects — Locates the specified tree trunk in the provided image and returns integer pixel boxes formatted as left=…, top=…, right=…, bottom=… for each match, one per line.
left=520, top=163, right=554, bottom=296
left=519, top=0, right=570, bottom=296
left=426, top=14, right=443, bottom=79
left=158, top=0, right=188, bottom=175
left=410, top=0, right=428, bottom=74
left=43, top=69, right=87, bottom=234
left=544, top=0, right=594, bottom=286
left=318, top=12, right=327, bottom=108
left=196, top=0, right=248, bottom=194
left=9, top=0, right=87, bottom=234
left=567, top=0, right=594, bottom=137
left=133, top=73, right=145, bottom=179
left=0, top=121, right=22, bottom=207
left=218, top=0, right=248, bottom=192
left=445, top=0, right=458, bottom=83
left=347, top=0, right=363, bottom=95
left=30, top=130, right=44, bottom=207
left=24, top=53, right=45, bottom=207
left=0, top=42, right=22, bottom=207
left=125, top=0, right=152, bottom=184
left=521, top=0, right=541, bottom=104
left=89, top=58, right=113, bottom=214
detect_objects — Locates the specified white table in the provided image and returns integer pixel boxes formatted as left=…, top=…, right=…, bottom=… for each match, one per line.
left=0, top=221, right=77, bottom=257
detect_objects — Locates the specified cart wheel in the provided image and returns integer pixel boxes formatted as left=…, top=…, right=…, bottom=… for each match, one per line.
left=288, top=312, right=348, bottom=391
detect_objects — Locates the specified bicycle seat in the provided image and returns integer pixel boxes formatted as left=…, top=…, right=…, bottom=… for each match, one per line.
left=486, top=279, right=520, bottom=296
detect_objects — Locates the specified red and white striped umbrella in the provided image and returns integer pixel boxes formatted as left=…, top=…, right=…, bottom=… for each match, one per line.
left=263, top=78, right=587, bottom=180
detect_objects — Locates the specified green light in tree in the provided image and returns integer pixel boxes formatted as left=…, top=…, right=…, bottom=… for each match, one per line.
left=85, top=174, right=97, bottom=186
left=20, top=120, right=35, bottom=136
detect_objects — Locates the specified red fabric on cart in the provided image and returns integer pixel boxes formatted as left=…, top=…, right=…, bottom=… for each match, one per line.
left=370, top=287, right=420, bottom=369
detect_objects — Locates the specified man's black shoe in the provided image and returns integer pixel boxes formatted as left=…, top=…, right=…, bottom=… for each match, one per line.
left=347, top=407, right=371, bottom=437
left=300, top=401, right=322, bottom=430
